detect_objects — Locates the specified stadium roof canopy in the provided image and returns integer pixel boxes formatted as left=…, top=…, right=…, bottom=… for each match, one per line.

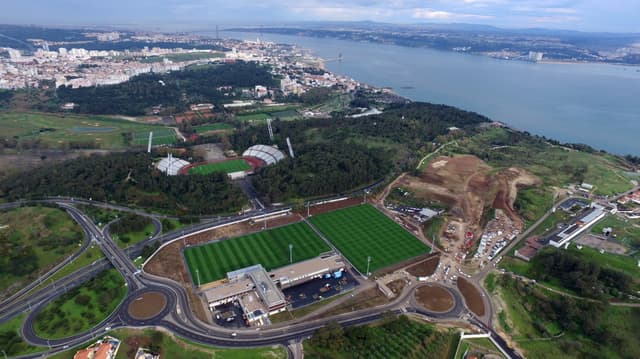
left=242, top=145, right=286, bottom=165
left=156, top=155, right=190, bottom=176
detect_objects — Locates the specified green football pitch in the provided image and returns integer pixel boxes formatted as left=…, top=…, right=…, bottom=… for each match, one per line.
left=184, top=222, right=331, bottom=284
left=132, top=128, right=177, bottom=146
left=309, top=204, right=430, bottom=274
left=188, top=159, right=251, bottom=175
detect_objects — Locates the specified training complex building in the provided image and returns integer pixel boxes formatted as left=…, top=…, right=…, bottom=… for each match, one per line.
left=201, top=254, right=345, bottom=326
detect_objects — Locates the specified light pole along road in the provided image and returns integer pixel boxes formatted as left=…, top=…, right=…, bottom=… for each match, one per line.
left=2, top=199, right=521, bottom=359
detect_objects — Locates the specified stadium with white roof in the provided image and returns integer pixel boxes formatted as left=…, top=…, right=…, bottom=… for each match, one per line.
left=242, top=145, right=286, bottom=166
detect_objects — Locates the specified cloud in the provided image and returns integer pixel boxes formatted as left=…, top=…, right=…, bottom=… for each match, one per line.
left=412, top=8, right=494, bottom=20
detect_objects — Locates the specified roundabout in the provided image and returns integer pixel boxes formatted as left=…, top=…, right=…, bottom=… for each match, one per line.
left=415, top=283, right=456, bottom=313
left=127, top=291, right=168, bottom=320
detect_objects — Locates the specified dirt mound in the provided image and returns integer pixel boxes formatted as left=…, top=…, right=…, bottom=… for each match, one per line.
left=406, top=255, right=440, bottom=277
left=128, top=292, right=167, bottom=320
left=457, top=277, right=485, bottom=316
left=415, top=284, right=455, bottom=312
left=400, top=155, right=538, bottom=244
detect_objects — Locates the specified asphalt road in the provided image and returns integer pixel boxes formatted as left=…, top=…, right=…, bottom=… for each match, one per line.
left=2, top=198, right=518, bottom=359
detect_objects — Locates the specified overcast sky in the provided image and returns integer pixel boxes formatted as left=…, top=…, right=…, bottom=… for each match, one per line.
left=2, top=0, right=638, bottom=33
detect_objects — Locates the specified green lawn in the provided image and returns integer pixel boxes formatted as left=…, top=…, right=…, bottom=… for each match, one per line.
left=184, top=222, right=330, bottom=284
left=0, top=313, right=44, bottom=357
left=34, top=269, right=127, bottom=339
left=188, top=159, right=251, bottom=175
left=0, top=112, right=174, bottom=149
left=235, top=112, right=270, bottom=121
left=309, top=204, right=430, bottom=274
left=454, top=127, right=635, bottom=196
left=591, top=214, right=640, bottom=249
left=48, top=328, right=285, bottom=359
left=132, top=128, right=177, bottom=146
left=567, top=243, right=639, bottom=278
left=25, top=245, right=105, bottom=297
left=0, top=206, right=84, bottom=295
left=193, top=123, right=234, bottom=133
left=111, top=222, right=155, bottom=248
left=497, top=275, right=640, bottom=359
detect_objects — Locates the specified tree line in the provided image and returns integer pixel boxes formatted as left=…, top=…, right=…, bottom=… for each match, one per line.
left=228, top=102, right=489, bottom=202
left=528, top=248, right=633, bottom=300
left=0, top=152, right=246, bottom=215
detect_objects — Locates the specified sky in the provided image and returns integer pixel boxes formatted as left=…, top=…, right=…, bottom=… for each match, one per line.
left=2, top=0, right=638, bottom=33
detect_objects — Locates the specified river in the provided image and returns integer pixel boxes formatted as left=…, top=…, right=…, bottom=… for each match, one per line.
left=224, top=31, right=640, bottom=155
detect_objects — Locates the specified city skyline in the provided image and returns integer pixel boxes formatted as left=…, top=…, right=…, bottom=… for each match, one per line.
left=2, top=0, right=639, bottom=33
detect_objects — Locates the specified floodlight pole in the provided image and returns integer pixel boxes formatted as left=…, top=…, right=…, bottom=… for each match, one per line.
left=289, top=244, right=293, bottom=264
left=196, top=268, right=201, bottom=287
left=307, top=202, right=310, bottom=217
left=2, top=349, right=7, bottom=359
left=366, top=256, right=371, bottom=276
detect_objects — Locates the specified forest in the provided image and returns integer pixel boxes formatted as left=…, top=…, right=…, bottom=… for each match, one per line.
left=528, top=248, right=633, bottom=300
left=305, top=315, right=456, bottom=359
left=57, top=61, right=277, bottom=115
left=231, top=102, right=489, bottom=202
left=252, top=143, right=390, bottom=203
left=0, top=152, right=246, bottom=215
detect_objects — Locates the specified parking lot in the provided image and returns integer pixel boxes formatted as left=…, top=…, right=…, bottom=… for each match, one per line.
left=283, top=271, right=358, bottom=309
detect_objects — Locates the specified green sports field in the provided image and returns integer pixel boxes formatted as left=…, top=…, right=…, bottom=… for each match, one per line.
left=132, top=128, right=178, bottom=146
left=188, top=159, right=251, bottom=175
left=194, top=123, right=234, bottom=133
left=309, top=204, right=430, bottom=274
left=184, top=222, right=331, bottom=284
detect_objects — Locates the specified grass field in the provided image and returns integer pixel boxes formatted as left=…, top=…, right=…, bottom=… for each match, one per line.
left=0, top=313, right=43, bottom=357
left=0, top=112, right=173, bottom=149
left=193, top=123, right=234, bottom=133
left=309, top=204, right=430, bottom=274
left=455, top=127, right=635, bottom=196
left=592, top=214, right=640, bottom=249
left=567, top=243, right=640, bottom=278
left=235, top=112, right=270, bottom=122
left=184, top=222, right=330, bottom=284
left=132, top=128, right=177, bottom=146
left=188, top=159, right=251, bottom=175
left=496, top=275, right=640, bottom=359
left=0, top=206, right=84, bottom=296
left=34, top=269, right=127, bottom=339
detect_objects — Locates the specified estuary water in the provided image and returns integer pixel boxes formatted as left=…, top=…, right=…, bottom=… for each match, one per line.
left=225, top=31, right=640, bottom=155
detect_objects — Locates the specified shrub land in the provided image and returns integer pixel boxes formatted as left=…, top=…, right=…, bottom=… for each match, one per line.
left=305, top=316, right=457, bottom=359
left=0, top=206, right=83, bottom=295
left=184, top=222, right=330, bottom=284
left=189, top=159, right=251, bottom=175
left=34, top=269, right=127, bottom=339
left=309, top=204, right=430, bottom=274
left=496, top=274, right=640, bottom=359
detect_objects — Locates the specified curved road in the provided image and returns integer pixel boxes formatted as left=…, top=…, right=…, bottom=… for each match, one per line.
left=1, top=199, right=519, bottom=358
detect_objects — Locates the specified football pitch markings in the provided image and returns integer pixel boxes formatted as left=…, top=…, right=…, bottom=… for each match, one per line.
left=184, top=222, right=330, bottom=284
left=309, top=204, right=430, bottom=274
left=188, top=159, right=251, bottom=175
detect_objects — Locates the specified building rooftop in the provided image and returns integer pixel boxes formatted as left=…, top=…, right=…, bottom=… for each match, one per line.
left=203, top=277, right=254, bottom=304
left=270, top=254, right=344, bottom=284
left=242, top=145, right=285, bottom=165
